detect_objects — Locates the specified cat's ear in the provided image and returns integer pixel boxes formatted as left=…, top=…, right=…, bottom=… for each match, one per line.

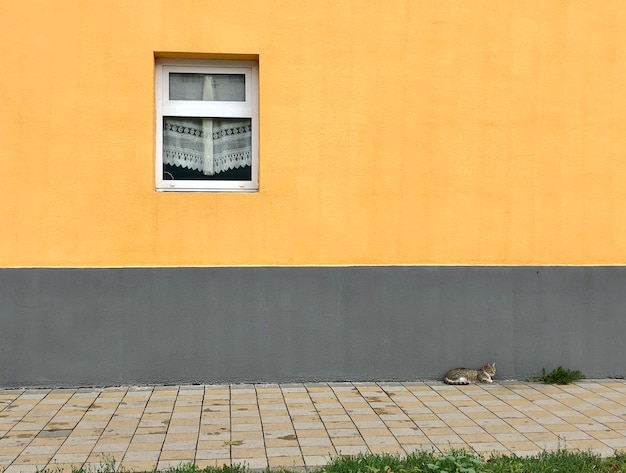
left=492, top=362, right=496, bottom=368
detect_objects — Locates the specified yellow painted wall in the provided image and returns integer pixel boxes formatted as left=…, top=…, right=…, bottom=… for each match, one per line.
left=1, top=1, right=626, bottom=267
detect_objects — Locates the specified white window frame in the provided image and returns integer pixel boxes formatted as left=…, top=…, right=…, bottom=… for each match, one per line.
left=155, top=58, right=259, bottom=192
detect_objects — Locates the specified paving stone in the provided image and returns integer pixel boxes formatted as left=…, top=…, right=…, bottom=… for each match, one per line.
left=267, top=455, right=304, bottom=468
left=2, top=380, right=626, bottom=471
left=50, top=452, right=90, bottom=464
left=120, top=460, right=159, bottom=471
left=159, top=449, right=196, bottom=461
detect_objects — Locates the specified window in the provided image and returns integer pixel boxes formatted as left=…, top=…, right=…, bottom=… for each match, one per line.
left=155, top=58, right=259, bottom=191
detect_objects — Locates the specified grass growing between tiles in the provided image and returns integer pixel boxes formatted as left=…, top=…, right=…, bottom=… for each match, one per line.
left=526, top=366, right=586, bottom=385
left=32, top=449, right=626, bottom=473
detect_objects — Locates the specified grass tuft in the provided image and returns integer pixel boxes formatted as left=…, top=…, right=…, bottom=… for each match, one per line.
left=526, top=366, right=585, bottom=384
left=31, top=449, right=626, bottom=473
left=484, top=449, right=626, bottom=473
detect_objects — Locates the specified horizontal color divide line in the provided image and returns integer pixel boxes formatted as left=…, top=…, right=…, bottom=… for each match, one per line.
left=4, top=264, right=626, bottom=269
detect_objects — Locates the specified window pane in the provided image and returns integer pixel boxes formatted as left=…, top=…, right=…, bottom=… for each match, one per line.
left=163, top=117, right=252, bottom=181
left=169, top=73, right=246, bottom=101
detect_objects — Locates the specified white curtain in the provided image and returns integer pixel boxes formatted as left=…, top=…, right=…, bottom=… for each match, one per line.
left=163, top=75, right=251, bottom=176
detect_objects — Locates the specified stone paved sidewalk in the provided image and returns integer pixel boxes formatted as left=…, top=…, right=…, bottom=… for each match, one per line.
left=1, top=380, right=626, bottom=472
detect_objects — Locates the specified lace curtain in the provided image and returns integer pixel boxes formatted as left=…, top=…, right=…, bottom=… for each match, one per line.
left=163, top=74, right=251, bottom=176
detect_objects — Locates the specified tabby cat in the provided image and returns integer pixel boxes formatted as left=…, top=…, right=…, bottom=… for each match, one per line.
left=443, top=362, right=496, bottom=385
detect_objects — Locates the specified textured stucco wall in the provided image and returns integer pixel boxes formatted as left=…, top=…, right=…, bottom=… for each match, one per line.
left=1, top=1, right=626, bottom=267
left=1, top=266, right=624, bottom=388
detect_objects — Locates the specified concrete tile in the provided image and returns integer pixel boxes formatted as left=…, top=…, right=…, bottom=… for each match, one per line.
left=524, top=431, right=561, bottom=443
left=267, top=455, right=305, bottom=468
left=3, top=465, right=46, bottom=473
left=91, top=442, right=130, bottom=453
left=162, top=440, right=197, bottom=450
left=265, top=438, right=299, bottom=448
left=119, top=460, right=159, bottom=471
left=231, top=430, right=264, bottom=440
left=300, top=445, right=337, bottom=456
left=396, top=435, right=431, bottom=446
left=494, top=432, right=530, bottom=442
left=13, top=453, right=56, bottom=464
left=132, top=432, right=166, bottom=443
left=232, top=439, right=265, bottom=448
left=328, top=436, right=366, bottom=446
left=0, top=454, right=19, bottom=466
left=500, top=440, right=538, bottom=451
left=159, top=449, right=196, bottom=461
left=262, top=423, right=296, bottom=433
left=421, top=427, right=455, bottom=436
left=127, top=441, right=164, bottom=452
left=555, top=431, right=593, bottom=441
left=412, top=418, right=446, bottom=427
left=71, top=428, right=105, bottom=436
left=304, top=455, right=333, bottom=467
left=44, top=463, right=78, bottom=473
left=264, top=429, right=296, bottom=439
left=327, top=428, right=361, bottom=437
left=483, top=424, right=519, bottom=434
left=439, top=416, right=481, bottom=427
left=194, top=458, right=231, bottom=468
left=231, top=447, right=266, bottom=459
left=56, top=443, right=96, bottom=454
left=508, top=423, right=548, bottom=433
left=534, top=416, right=567, bottom=425
left=566, top=439, right=614, bottom=451
left=266, top=446, right=302, bottom=457
left=0, top=445, right=26, bottom=456
left=293, top=421, right=325, bottom=430
left=468, top=441, right=508, bottom=453
left=605, top=422, right=626, bottom=430
left=157, top=460, right=191, bottom=470
left=334, top=445, right=371, bottom=455
left=165, top=432, right=199, bottom=442
left=50, top=452, right=90, bottom=464
left=198, top=430, right=230, bottom=440
left=231, top=423, right=262, bottom=432
left=298, top=436, right=333, bottom=446
left=2, top=431, right=38, bottom=442
left=352, top=420, right=387, bottom=428
left=232, top=457, right=268, bottom=469
left=430, top=405, right=466, bottom=414
left=427, top=434, right=464, bottom=445
left=11, top=422, right=48, bottom=431
left=451, top=426, right=487, bottom=435
left=363, top=436, right=401, bottom=446
left=389, top=426, right=421, bottom=437
left=368, top=444, right=406, bottom=454
left=383, top=419, right=416, bottom=427
left=591, top=429, right=624, bottom=439
left=21, top=444, right=60, bottom=455
left=102, top=428, right=137, bottom=438
left=97, top=434, right=132, bottom=444
left=601, top=437, right=626, bottom=448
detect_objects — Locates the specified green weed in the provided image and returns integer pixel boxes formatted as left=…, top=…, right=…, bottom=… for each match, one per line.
left=31, top=450, right=626, bottom=473
left=527, top=366, right=585, bottom=384
left=484, top=449, right=623, bottom=473
left=426, top=449, right=484, bottom=473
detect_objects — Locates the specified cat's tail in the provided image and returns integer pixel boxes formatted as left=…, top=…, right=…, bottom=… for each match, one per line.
left=443, top=377, right=469, bottom=385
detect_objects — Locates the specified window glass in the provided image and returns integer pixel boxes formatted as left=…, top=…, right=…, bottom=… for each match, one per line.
left=169, top=73, right=246, bottom=101
left=162, top=117, right=252, bottom=181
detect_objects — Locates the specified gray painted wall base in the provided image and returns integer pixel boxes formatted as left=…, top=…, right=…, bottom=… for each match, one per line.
left=1, top=266, right=625, bottom=388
